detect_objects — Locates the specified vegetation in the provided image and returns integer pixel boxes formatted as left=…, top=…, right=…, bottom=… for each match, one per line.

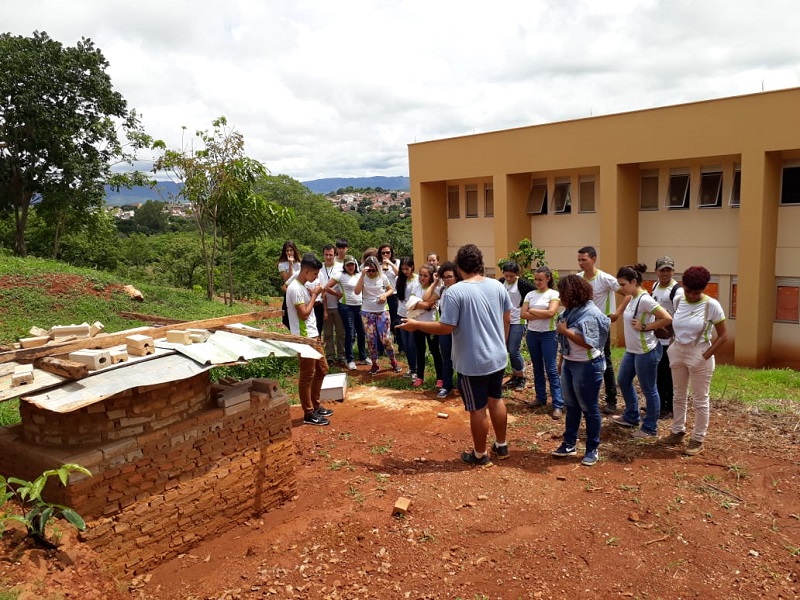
left=497, top=238, right=550, bottom=280
left=0, top=31, right=150, bottom=258
left=1, top=464, right=91, bottom=547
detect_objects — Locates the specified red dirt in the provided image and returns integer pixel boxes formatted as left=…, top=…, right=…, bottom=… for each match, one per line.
left=2, top=376, right=799, bottom=600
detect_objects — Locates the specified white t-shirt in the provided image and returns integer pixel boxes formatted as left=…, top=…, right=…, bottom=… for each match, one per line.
left=278, top=260, right=300, bottom=286
left=622, top=291, right=662, bottom=354
left=381, top=259, right=400, bottom=287
left=407, top=278, right=437, bottom=322
left=286, top=279, right=318, bottom=338
left=672, top=295, right=726, bottom=347
left=333, top=272, right=362, bottom=306
left=361, top=273, right=391, bottom=313
left=651, top=280, right=685, bottom=346
left=397, top=274, right=417, bottom=318
left=319, top=263, right=343, bottom=309
left=563, top=331, right=603, bottom=362
left=579, top=269, right=619, bottom=315
left=523, top=289, right=561, bottom=332
left=503, top=280, right=523, bottom=324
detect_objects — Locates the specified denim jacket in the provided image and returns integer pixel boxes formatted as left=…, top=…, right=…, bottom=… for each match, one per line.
left=558, top=302, right=610, bottom=356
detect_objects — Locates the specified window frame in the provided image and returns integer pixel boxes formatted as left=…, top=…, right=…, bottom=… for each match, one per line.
left=447, top=185, right=460, bottom=219
left=640, top=170, right=659, bottom=211
left=667, top=169, right=690, bottom=210
left=484, top=185, right=494, bottom=217
left=578, top=176, right=596, bottom=213
left=553, top=178, right=571, bottom=214
left=465, top=184, right=479, bottom=218
left=780, top=161, right=800, bottom=205
left=698, top=168, right=723, bottom=208
left=730, top=165, right=741, bottom=207
left=775, top=278, right=800, bottom=323
left=526, top=179, right=548, bottom=215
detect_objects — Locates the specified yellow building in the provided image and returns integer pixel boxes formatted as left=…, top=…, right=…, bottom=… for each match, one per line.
left=408, top=87, right=800, bottom=368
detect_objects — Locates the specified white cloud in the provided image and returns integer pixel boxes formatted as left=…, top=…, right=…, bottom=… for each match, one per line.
left=5, top=0, right=800, bottom=180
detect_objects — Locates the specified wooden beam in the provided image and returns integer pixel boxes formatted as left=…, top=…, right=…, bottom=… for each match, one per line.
left=220, top=325, right=322, bottom=349
left=0, top=311, right=280, bottom=365
left=33, top=357, right=90, bottom=380
left=117, top=312, right=187, bottom=325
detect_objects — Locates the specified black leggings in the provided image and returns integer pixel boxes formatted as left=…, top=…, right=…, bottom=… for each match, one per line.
left=413, top=330, right=443, bottom=381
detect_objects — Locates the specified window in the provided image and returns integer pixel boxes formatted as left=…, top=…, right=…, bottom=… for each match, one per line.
left=667, top=170, right=690, bottom=209
left=730, top=166, right=741, bottom=207
left=780, top=164, right=800, bottom=205
left=776, top=283, right=799, bottom=322
left=553, top=179, right=571, bottom=214
left=579, top=176, right=595, bottom=213
left=526, top=180, right=547, bottom=215
left=465, top=184, right=478, bottom=217
left=640, top=170, right=658, bottom=210
left=447, top=185, right=459, bottom=219
left=730, top=280, right=737, bottom=319
left=484, top=185, right=494, bottom=217
left=699, top=169, right=723, bottom=208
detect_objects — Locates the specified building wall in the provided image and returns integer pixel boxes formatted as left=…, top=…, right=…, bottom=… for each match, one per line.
left=409, top=87, right=800, bottom=367
left=0, top=375, right=296, bottom=574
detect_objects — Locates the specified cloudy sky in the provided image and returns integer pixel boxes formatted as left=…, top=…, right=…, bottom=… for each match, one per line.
left=6, top=0, right=800, bottom=181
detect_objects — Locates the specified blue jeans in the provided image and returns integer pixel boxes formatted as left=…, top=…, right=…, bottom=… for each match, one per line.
left=560, top=356, right=604, bottom=452
left=618, top=346, right=662, bottom=434
left=340, top=304, right=366, bottom=362
left=398, top=328, right=417, bottom=372
left=439, top=333, right=454, bottom=391
left=507, top=323, right=526, bottom=374
left=526, top=330, right=563, bottom=408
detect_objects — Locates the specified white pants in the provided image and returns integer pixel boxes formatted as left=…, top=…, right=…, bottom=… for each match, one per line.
left=667, top=342, right=715, bottom=442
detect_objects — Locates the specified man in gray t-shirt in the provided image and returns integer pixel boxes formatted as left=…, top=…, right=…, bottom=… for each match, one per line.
left=399, top=244, right=511, bottom=466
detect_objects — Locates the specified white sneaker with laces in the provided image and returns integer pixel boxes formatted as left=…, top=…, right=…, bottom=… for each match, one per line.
left=347, top=361, right=357, bottom=370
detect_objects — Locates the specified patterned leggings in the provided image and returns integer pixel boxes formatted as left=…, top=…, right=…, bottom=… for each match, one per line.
left=361, top=311, right=397, bottom=363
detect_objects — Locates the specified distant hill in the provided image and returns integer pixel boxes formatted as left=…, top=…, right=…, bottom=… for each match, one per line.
left=302, top=176, right=410, bottom=194
left=104, top=181, right=183, bottom=206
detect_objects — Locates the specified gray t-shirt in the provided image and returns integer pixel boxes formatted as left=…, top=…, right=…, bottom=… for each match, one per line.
left=440, top=277, right=512, bottom=376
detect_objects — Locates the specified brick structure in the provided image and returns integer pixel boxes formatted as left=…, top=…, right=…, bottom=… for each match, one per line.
left=0, top=374, right=296, bottom=574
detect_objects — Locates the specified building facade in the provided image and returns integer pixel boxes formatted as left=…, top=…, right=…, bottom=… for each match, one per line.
left=408, top=87, right=800, bottom=368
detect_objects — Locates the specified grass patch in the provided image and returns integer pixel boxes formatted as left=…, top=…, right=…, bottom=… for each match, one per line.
left=0, top=398, right=20, bottom=428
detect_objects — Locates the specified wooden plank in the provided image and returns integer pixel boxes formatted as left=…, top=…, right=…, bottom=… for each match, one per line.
left=220, top=325, right=322, bottom=348
left=33, top=357, right=90, bottom=380
left=117, top=312, right=187, bottom=325
left=0, top=310, right=279, bottom=365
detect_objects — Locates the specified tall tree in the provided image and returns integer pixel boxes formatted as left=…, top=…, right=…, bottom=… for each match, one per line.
left=154, top=117, right=292, bottom=301
left=0, top=31, right=149, bottom=257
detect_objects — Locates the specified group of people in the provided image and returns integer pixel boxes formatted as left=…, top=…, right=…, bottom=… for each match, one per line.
left=282, top=239, right=728, bottom=467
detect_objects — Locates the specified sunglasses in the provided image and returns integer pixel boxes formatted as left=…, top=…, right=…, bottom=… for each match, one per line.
left=381, top=250, right=391, bottom=254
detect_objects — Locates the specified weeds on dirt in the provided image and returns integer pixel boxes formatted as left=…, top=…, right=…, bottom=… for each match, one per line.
left=728, top=463, right=750, bottom=483
left=786, top=545, right=800, bottom=557
left=0, top=586, right=21, bottom=600
left=328, top=459, right=355, bottom=472
left=370, top=439, right=394, bottom=455
left=345, top=485, right=365, bottom=504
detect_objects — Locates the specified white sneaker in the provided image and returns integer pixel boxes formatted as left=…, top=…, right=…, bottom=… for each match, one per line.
left=364, top=358, right=373, bottom=366
left=347, top=361, right=357, bottom=370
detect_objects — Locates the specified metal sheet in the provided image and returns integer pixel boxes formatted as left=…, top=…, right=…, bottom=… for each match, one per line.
left=159, top=330, right=299, bottom=364
left=23, top=354, right=214, bottom=414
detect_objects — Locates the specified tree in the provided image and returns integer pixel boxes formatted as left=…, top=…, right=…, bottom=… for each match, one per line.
left=132, top=200, right=169, bottom=234
left=154, top=117, right=291, bottom=302
left=0, top=31, right=149, bottom=257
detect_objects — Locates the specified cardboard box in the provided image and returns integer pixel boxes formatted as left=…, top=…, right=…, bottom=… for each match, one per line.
left=320, top=373, right=347, bottom=402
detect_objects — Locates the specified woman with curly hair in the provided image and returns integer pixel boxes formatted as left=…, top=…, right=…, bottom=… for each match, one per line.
left=611, top=264, right=673, bottom=439
left=551, top=275, right=610, bottom=466
left=659, top=266, right=728, bottom=456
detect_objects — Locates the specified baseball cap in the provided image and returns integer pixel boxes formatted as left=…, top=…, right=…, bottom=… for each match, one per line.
left=655, top=256, right=675, bottom=270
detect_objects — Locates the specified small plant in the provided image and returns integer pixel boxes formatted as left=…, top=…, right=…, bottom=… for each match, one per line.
left=345, top=485, right=365, bottom=504
left=728, top=463, right=749, bottom=483
left=787, top=545, right=800, bottom=557
left=1, top=464, right=91, bottom=548
left=606, top=536, right=620, bottom=546
left=375, top=473, right=389, bottom=484
left=370, top=439, right=394, bottom=455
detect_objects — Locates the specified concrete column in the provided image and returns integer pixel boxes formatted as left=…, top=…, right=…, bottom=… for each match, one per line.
left=494, top=173, right=531, bottom=262
left=735, top=150, right=780, bottom=367
left=413, top=181, right=446, bottom=267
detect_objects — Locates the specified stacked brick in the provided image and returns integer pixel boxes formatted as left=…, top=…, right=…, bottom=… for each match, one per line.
left=0, top=374, right=297, bottom=575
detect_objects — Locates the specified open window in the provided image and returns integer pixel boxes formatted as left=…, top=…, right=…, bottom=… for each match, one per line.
left=699, top=168, right=723, bottom=208
left=730, top=165, right=741, bottom=207
left=780, top=162, right=800, bottom=205
left=667, top=169, right=690, bottom=209
left=553, top=179, right=571, bottom=214
left=526, top=180, right=547, bottom=215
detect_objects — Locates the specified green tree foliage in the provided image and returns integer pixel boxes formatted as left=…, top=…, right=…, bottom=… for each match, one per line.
left=153, top=117, right=292, bottom=302
left=498, top=238, right=551, bottom=281
left=0, top=31, right=150, bottom=257
left=132, top=200, right=169, bottom=234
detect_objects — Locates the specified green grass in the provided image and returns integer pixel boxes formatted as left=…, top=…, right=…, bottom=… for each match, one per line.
left=0, top=399, right=20, bottom=428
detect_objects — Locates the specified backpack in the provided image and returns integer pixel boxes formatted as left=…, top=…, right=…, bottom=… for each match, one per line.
left=650, top=282, right=680, bottom=340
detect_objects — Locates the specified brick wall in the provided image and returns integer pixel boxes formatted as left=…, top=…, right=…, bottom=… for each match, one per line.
left=0, top=375, right=297, bottom=574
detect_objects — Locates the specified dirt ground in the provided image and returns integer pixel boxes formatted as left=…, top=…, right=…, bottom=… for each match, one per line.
left=3, top=372, right=799, bottom=600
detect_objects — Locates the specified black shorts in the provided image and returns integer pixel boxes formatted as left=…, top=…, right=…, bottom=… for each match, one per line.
left=457, top=369, right=504, bottom=411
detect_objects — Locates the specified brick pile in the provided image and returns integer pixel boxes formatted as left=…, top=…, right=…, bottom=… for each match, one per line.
left=0, top=374, right=296, bottom=574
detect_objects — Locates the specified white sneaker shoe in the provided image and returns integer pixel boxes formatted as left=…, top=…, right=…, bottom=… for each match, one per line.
left=364, top=358, right=373, bottom=366
left=347, top=361, right=357, bottom=370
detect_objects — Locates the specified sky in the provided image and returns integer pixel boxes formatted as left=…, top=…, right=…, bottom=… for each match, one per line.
left=6, top=0, right=800, bottom=182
